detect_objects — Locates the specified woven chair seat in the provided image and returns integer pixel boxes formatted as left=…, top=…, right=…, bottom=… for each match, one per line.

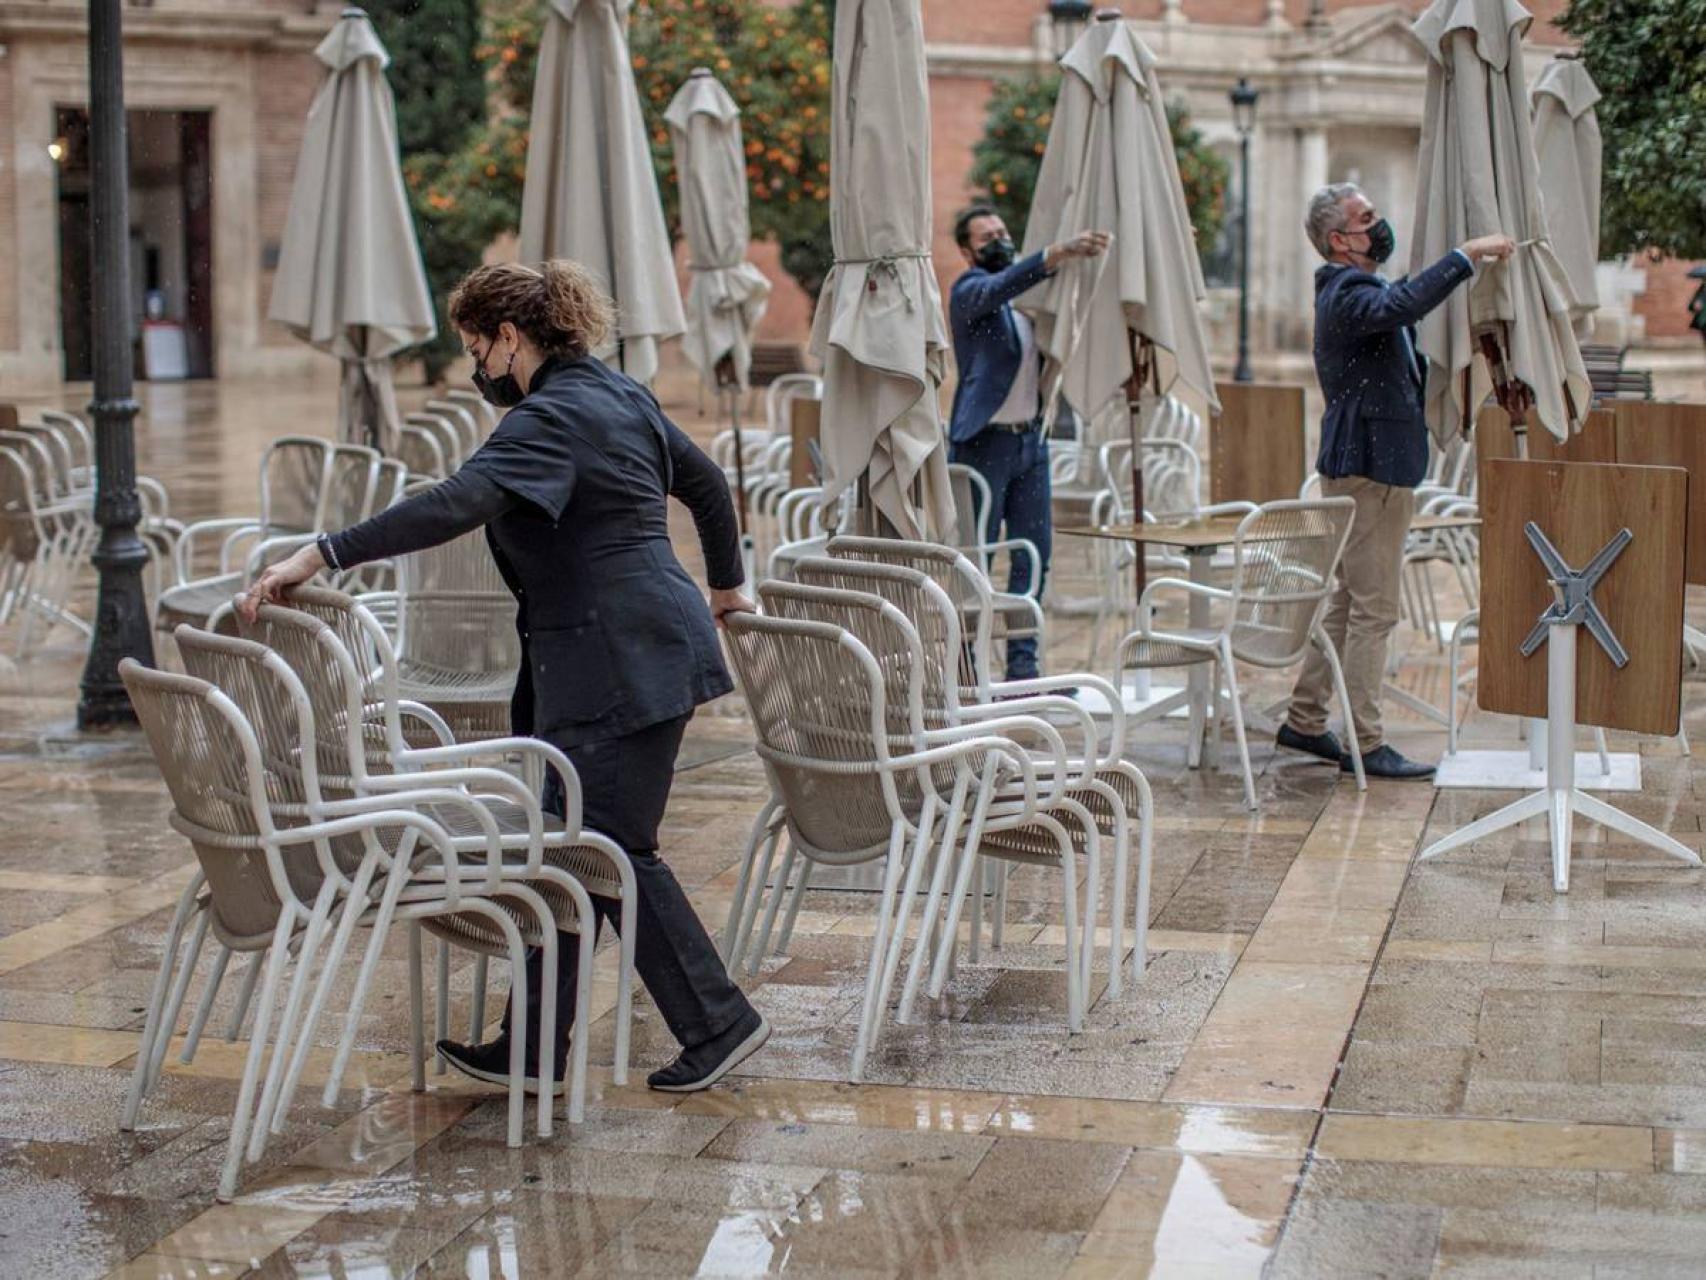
left=157, top=573, right=243, bottom=631
left=981, top=762, right=1140, bottom=863
left=1120, top=630, right=1219, bottom=670
left=420, top=798, right=625, bottom=899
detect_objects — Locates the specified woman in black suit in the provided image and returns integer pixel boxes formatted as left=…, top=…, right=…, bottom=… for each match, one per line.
left=243, top=260, right=768, bottom=1093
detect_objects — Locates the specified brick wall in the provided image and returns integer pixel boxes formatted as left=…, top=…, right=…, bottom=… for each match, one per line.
left=0, top=49, right=13, bottom=351
left=929, top=75, right=998, bottom=307
left=1636, top=256, right=1706, bottom=342
left=254, top=50, right=323, bottom=344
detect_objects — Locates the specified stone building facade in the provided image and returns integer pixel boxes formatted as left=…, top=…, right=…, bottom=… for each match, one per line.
left=1, top=0, right=1694, bottom=394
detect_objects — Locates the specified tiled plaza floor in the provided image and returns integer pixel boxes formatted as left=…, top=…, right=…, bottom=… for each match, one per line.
left=3, top=376, right=1706, bottom=1277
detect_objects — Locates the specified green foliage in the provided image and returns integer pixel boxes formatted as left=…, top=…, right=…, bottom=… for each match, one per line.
left=367, top=0, right=488, bottom=375
left=403, top=0, right=838, bottom=338
left=627, top=0, right=836, bottom=299
left=967, top=72, right=1229, bottom=258
left=1559, top=0, right=1706, bottom=258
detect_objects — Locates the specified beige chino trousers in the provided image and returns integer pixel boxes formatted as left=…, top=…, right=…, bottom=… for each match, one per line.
left=1286, top=475, right=1415, bottom=753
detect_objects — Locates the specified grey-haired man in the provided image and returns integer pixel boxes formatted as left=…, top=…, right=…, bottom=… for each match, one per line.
left=1277, top=182, right=1513, bottom=780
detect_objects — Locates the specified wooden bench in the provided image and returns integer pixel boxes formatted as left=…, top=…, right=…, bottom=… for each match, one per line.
left=747, top=342, right=810, bottom=388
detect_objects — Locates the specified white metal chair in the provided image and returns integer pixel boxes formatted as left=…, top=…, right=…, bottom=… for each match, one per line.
left=1117, top=498, right=1367, bottom=809
left=117, top=658, right=552, bottom=1202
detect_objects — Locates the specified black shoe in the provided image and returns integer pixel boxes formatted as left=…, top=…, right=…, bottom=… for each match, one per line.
left=1277, top=724, right=1343, bottom=764
left=436, top=1037, right=566, bottom=1096
left=1345, top=744, right=1436, bottom=780
left=646, top=1010, right=771, bottom=1093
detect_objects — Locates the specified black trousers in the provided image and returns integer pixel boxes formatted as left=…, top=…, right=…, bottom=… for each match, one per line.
left=499, top=713, right=753, bottom=1066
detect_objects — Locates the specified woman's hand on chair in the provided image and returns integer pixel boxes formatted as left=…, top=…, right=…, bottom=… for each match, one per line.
left=239, top=543, right=324, bottom=624
left=710, top=586, right=756, bottom=629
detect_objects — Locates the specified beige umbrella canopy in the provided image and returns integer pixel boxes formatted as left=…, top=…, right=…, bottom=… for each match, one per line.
left=1531, top=54, right=1603, bottom=335
left=809, top=0, right=954, bottom=541
left=268, top=8, right=435, bottom=454
left=1411, top=0, right=1590, bottom=444
left=665, top=69, right=771, bottom=392
left=1018, top=15, right=1219, bottom=424
left=520, top=0, right=684, bottom=387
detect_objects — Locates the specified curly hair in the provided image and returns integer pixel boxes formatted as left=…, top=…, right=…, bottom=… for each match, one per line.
left=447, top=259, right=615, bottom=358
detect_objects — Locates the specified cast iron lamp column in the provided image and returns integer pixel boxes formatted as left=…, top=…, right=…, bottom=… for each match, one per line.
left=79, top=0, right=156, bottom=728
left=1230, top=77, right=1259, bottom=384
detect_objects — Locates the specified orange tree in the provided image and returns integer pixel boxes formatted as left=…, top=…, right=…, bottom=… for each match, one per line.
left=969, top=72, right=1228, bottom=257
left=406, top=0, right=837, bottom=357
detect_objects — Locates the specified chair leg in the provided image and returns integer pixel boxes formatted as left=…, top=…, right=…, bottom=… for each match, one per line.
left=567, top=923, right=594, bottom=1126
left=468, top=955, right=489, bottom=1042
left=217, top=913, right=295, bottom=1203
left=612, top=894, right=636, bottom=1087
left=271, top=856, right=381, bottom=1132
left=729, top=827, right=782, bottom=975
left=722, top=800, right=779, bottom=963
left=433, top=937, right=450, bottom=1075
left=322, top=861, right=414, bottom=1108
left=1317, top=626, right=1366, bottom=791
left=146, top=908, right=209, bottom=1093
left=408, top=923, right=426, bottom=1094
left=1104, top=791, right=1131, bottom=1001
left=224, top=951, right=264, bottom=1042
left=850, top=826, right=910, bottom=1083
left=1218, top=641, right=1257, bottom=811
left=1130, top=769, right=1155, bottom=986
left=122, top=882, right=201, bottom=1131
left=775, top=859, right=815, bottom=957
left=180, top=943, right=232, bottom=1067
left=248, top=882, right=339, bottom=1162
left=991, top=863, right=1008, bottom=951
left=1057, top=825, right=1084, bottom=1033
left=871, top=800, right=939, bottom=1038
left=748, top=844, right=798, bottom=978
left=899, top=773, right=976, bottom=1025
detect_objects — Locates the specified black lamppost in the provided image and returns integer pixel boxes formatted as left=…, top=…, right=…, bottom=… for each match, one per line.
left=1046, top=0, right=1094, bottom=56
left=78, top=0, right=155, bottom=728
left=1230, top=77, right=1259, bottom=384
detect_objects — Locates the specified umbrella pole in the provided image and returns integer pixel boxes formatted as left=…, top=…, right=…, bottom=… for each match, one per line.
left=1125, top=331, right=1151, bottom=607
left=718, top=357, right=755, bottom=588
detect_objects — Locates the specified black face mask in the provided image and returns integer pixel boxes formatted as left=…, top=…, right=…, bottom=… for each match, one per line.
left=975, top=236, right=1017, bottom=272
left=1347, top=218, right=1396, bottom=265
left=471, top=342, right=525, bottom=408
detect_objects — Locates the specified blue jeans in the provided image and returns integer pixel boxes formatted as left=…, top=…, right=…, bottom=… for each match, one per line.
left=950, top=426, right=1052, bottom=680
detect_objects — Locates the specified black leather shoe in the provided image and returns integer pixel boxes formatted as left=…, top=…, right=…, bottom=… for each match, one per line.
left=1276, top=724, right=1343, bottom=764
left=436, top=1037, right=566, bottom=1096
left=647, top=1010, right=771, bottom=1093
left=1345, top=744, right=1436, bottom=780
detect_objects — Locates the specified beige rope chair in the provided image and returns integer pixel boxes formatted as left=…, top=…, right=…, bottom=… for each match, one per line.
left=1117, top=497, right=1366, bottom=809
left=944, top=463, right=1047, bottom=664
left=115, top=658, right=542, bottom=1202
left=242, top=585, right=636, bottom=1096
left=756, top=581, right=1101, bottom=1036
left=158, top=437, right=354, bottom=634
left=723, top=607, right=1058, bottom=1078
left=357, top=498, right=519, bottom=746
left=0, top=433, right=98, bottom=655
left=793, top=555, right=1156, bottom=1002
left=173, top=624, right=596, bottom=1145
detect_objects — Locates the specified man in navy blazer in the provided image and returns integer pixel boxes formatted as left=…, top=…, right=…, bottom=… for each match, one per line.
left=948, top=204, right=1109, bottom=679
left=1278, top=182, right=1513, bottom=779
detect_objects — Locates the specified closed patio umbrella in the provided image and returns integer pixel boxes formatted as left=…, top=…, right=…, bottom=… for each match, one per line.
left=269, top=8, right=435, bottom=454
left=1018, top=14, right=1219, bottom=426
left=1530, top=53, right=1602, bottom=334
left=809, top=0, right=954, bottom=541
left=521, top=0, right=684, bottom=387
left=665, top=69, right=772, bottom=393
left=1411, top=0, right=1590, bottom=444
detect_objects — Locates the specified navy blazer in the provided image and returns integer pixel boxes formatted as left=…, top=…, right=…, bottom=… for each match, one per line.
left=1314, top=250, right=1474, bottom=488
left=461, top=356, right=737, bottom=747
left=947, top=251, right=1055, bottom=444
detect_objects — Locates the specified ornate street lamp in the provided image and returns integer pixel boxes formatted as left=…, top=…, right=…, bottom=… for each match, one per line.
left=1046, top=1, right=1094, bottom=56
left=1229, top=77, right=1260, bottom=384
left=79, top=0, right=155, bottom=728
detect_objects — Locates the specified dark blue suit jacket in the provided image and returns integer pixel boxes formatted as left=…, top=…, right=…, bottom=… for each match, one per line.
left=1314, top=250, right=1474, bottom=488
left=948, top=251, right=1055, bottom=444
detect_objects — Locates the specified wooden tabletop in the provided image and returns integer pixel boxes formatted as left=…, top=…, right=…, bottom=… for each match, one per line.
left=1059, top=512, right=1480, bottom=549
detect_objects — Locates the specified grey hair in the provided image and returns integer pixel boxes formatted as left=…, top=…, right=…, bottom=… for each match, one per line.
left=1305, top=182, right=1363, bottom=259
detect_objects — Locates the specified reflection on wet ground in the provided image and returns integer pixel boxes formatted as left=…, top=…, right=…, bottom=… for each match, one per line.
left=4, top=377, right=1706, bottom=1277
